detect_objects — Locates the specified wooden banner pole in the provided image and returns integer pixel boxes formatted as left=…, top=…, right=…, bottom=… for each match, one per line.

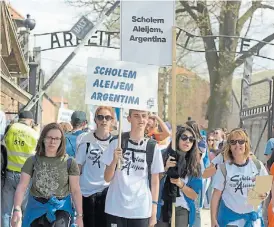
left=117, top=108, right=123, bottom=169
left=171, top=26, right=177, bottom=227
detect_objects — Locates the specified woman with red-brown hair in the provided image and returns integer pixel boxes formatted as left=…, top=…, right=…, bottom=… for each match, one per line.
left=75, top=106, right=115, bottom=227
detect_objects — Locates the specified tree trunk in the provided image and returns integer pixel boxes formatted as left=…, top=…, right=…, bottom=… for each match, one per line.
left=207, top=71, right=233, bottom=130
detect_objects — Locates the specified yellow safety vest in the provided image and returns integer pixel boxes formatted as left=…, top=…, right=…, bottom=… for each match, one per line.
left=4, top=122, right=39, bottom=172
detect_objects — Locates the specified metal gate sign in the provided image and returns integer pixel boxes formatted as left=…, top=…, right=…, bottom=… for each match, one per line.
left=70, top=16, right=94, bottom=40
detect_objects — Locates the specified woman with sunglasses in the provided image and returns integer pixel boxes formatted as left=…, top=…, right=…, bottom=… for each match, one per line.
left=157, top=126, right=202, bottom=227
left=11, top=123, right=82, bottom=227
left=75, top=106, right=115, bottom=227
left=211, top=128, right=268, bottom=227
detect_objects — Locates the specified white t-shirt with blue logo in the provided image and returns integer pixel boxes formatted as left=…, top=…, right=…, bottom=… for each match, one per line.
left=101, top=138, right=164, bottom=219
left=212, top=159, right=268, bottom=226
left=76, top=132, right=111, bottom=197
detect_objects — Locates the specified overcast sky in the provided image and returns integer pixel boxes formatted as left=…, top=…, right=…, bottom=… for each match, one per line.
left=9, top=0, right=274, bottom=81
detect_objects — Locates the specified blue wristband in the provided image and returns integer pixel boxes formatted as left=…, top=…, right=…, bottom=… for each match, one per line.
left=152, top=201, right=158, bottom=205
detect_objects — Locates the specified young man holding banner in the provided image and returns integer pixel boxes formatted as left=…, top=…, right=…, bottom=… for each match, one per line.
left=101, top=109, right=164, bottom=227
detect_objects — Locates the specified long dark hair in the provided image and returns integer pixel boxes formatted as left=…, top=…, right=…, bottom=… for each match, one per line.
left=36, top=123, right=66, bottom=157
left=167, top=126, right=201, bottom=178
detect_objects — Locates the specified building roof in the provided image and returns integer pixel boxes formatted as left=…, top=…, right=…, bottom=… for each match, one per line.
left=7, top=4, right=24, bottom=20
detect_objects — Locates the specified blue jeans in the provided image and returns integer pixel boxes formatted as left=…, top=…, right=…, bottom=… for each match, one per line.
left=1, top=170, right=30, bottom=227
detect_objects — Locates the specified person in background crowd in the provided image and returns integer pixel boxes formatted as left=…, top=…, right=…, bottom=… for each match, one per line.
left=59, top=122, right=72, bottom=133
left=76, top=106, right=115, bottom=227
left=158, top=126, right=202, bottom=227
left=0, top=110, right=6, bottom=140
left=1, top=111, right=39, bottom=227
left=11, top=123, right=83, bottom=227
left=264, top=135, right=274, bottom=162
left=213, top=128, right=226, bottom=150
left=207, top=132, right=216, bottom=160
left=65, top=111, right=87, bottom=157
left=267, top=143, right=274, bottom=227
left=211, top=128, right=268, bottom=227
left=102, top=109, right=164, bottom=227
left=145, top=114, right=171, bottom=146
left=193, top=140, right=208, bottom=227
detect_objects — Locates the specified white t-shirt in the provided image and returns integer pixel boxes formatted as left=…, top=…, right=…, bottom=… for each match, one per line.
left=76, top=132, right=111, bottom=197
left=212, top=159, right=268, bottom=226
left=101, top=137, right=164, bottom=219
left=175, top=176, right=190, bottom=211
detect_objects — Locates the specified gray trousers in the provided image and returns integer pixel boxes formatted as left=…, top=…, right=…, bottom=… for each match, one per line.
left=156, top=206, right=189, bottom=227
left=1, top=171, right=30, bottom=227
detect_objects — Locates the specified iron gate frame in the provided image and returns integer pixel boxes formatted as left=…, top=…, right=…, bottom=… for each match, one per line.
left=240, top=76, right=274, bottom=156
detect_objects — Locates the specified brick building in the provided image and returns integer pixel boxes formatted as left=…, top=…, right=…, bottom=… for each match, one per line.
left=158, top=67, right=210, bottom=127
left=0, top=2, right=31, bottom=122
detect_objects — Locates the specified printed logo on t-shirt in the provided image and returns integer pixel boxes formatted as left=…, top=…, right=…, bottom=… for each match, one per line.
left=87, top=148, right=103, bottom=168
left=229, top=174, right=256, bottom=195
left=121, top=150, right=145, bottom=175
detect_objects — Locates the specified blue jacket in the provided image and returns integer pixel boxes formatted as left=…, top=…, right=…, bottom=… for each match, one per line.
left=217, top=199, right=264, bottom=227
left=22, top=195, right=73, bottom=227
left=184, top=176, right=203, bottom=227
left=157, top=176, right=202, bottom=227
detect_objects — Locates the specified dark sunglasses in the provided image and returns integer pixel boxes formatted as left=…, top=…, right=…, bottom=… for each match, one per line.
left=229, top=140, right=246, bottom=145
left=180, top=134, right=195, bottom=143
left=96, top=115, right=113, bottom=121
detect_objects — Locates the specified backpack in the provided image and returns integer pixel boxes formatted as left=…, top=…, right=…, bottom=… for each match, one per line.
left=219, top=157, right=262, bottom=187
left=110, top=132, right=157, bottom=188
left=65, top=131, right=84, bottom=157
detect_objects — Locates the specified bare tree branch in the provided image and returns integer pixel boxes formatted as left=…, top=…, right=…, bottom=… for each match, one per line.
left=261, top=4, right=274, bottom=11
left=236, top=1, right=274, bottom=35
left=176, top=6, right=198, bottom=15
left=179, top=1, right=199, bottom=22
left=234, top=32, right=274, bottom=69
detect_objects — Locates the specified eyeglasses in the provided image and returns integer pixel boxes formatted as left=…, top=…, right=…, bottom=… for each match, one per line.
left=229, top=140, right=246, bottom=145
left=44, top=136, right=61, bottom=142
left=96, top=115, right=113, bottom=121
left=180, top=134, right=195, bottom=143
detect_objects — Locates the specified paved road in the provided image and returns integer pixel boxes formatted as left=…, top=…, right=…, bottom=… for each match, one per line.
left=201, top=209, right=211, bottom=226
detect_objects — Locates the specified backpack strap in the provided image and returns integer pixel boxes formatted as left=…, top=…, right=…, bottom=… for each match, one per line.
left=66, top=136, right=76, bottom=155
left=67, top=157, right=72, bottom=171
left=121, top=132, right=130, bottom=153
left=146, top=138, right=157, bottom=189
left=85, top=143, right=91, bottom=155
left=251, top=157, right=262, bottom=173
left=219, top=163, right=227, bottom=188
left=32, top=155, right=38, bottom=176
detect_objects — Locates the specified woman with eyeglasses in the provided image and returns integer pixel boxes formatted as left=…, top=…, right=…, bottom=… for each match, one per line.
left=157, top=126, right=202, bottom=227
left=11, top=123, right=83, bottom=227
left=211, top=128, right=269, bottom=227
left=75, top=106, right=115, bottom=227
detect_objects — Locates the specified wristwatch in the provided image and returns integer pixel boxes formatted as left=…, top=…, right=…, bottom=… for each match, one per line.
left=76, top=213, right=83, bottom=218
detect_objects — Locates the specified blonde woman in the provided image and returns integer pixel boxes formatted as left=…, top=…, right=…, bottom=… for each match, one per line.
left=211, top=128, right=269, bottom=227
